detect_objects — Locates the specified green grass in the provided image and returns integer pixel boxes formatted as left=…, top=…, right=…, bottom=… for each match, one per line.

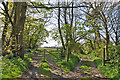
left=94, top=58, right=120, bottom=78
left=1, top=49, right=42, bottom=78
left=79, top=60, right=92, bottom=74
left=48, top=50, right=80, bottom=72
left=82, top=60, right=91, bottom=66
left=79, top=53, right=87, bottom=58
left=40, top=48, right=57, bottom=52
left=88, top=51, right=120, bottom=79
left=80, top=65, right=92, bottom=71
left=1, top=56, right=30, bottom=78
left=39, top=59, right=53, bottom=77
left=25, top=48, right=43, bottom=53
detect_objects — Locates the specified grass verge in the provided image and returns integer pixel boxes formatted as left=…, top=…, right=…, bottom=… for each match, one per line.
left=88, top=52, right=120, bottom=78
left=1, top=49, right=42, bottom=78
left=39, top=59, right=53, bottom=77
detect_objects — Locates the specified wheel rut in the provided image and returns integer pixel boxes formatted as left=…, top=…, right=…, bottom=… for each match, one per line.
left=21, top=52, right=106, bottom=79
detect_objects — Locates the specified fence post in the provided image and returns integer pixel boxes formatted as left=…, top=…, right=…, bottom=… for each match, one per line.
left=117, top=46, right=120, bottom=74
left=102, top=48, right=105, bottom=66
left=43, top=49, right=45, bottom=61
left=118, top=54, right=120, bottom=74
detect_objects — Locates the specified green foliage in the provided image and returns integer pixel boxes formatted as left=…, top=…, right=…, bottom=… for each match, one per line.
left=82, top=60, right=91, bottom=66
left=1, top=51, right=36, bottom=78
left=88, top=49, right=103, bottom=60
left=24, top=5, right=50, bottom=49
left=109, top=46, right=120, bottom=64
left=25, top=49, right=43, bottom=54
left=49, top=50, right=80, bottom=72
left=80, top=65, right=92, bottom=71
left=39, top=60, right=53, bottom=77
left=94, top=58, right=120, bottom=78
left=24, top=53, right=34, bottom=59
left=48, top=50, right=61, bottom=62
left=78, top=53, right=87, bottom=58
left=88, top=47, right=120, bottom=79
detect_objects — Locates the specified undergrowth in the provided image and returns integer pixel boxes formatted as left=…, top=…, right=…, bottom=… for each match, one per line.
left=1, top=49, right=41, bottom=78
left=88, top=51, right=120, bottom=79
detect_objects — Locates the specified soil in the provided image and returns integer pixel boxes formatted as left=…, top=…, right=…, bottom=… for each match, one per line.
left=21, top=51, right=106, bottom=79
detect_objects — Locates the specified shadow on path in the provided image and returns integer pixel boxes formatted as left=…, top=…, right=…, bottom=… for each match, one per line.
left=69, top=55, right=106, bottom=79
left=20, top=52, right=63, bottom=78
left=46, top=52, right=106, bottom=79
left=21, top=51, right=106, bottom=79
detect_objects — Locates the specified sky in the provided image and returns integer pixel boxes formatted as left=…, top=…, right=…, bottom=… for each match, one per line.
left=41, top=35, right=61, bottom=47
left=41, top=24, right=62, bottom=47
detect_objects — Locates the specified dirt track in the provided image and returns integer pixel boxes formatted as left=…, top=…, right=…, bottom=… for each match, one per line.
left=21, top=52, right=106, bottom=79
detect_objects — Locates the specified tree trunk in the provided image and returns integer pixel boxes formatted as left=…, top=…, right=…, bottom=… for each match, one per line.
left=28, top=38, right=33, bottom=49
left=118, top=52, right=120, bottom=74
left=64, top=6, right=69, bottom=58
left=94, top=33, right=97, bottom=49
left=2, top=2, right=8, bottom=56
left=14, top=2, right=27, bottom=59
left=101, top=9, right=109, bottom=60
left=102, top=48, right=105, bottom=66
left=115, top=31, right=118, bottom=45
left=66, top=46, right=70, bottom=62
left=97, top=41, right=100, bottom=49
left=11, top=2, right=17, bottom=57
left=58, top=1, right=66, bottom=51
left=32, top=39, right=38, bottom=49
left=69, top=1, right=74, bottom=55
left=90, top=40, right=94, bottom=50
left=105, top=26, right=109, bottom=60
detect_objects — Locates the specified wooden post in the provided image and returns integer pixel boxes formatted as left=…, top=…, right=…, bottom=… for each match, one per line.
left=102, top=48, right=105, bottom=66
left=60, top=48, right=63, bottom=57
left=117, top=46, right=120, bottom=74
left=43, top=49, right=45, bottom=61
left=118, top=55, right=120, bottom=74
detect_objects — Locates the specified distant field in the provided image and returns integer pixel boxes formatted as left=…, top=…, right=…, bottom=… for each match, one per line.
left=39, top=47, right=59, bottom=51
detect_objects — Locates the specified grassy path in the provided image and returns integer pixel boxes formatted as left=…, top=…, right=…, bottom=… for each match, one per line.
left=46, top=53, right=106, bottom=79
left=69, top=55, right=106, bottom=79
left=21, top=51, right=106, bottom=79
left=20, top=52, right=62, bottom=78
left=45, top=53, right=63, bottom=78
left=20, top=52, right=43, bottom=78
